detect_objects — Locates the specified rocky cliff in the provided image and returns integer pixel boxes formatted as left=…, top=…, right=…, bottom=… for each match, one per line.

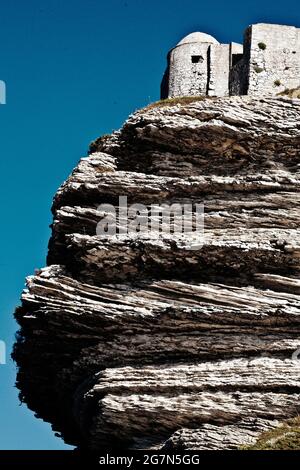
left=14, top=95, right=300, bottom=450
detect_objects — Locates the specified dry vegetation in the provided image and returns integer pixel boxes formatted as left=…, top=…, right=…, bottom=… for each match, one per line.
left=142, top=95, right=212, bottom=111
left=242, top=417, right=300, bottom=450
left=278, top=87, right=300, bottom=98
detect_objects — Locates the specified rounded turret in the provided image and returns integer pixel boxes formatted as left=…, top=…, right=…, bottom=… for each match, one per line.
left=161, top=31, right=220, bottom=99
left=177, top=32, right=219, bottom=46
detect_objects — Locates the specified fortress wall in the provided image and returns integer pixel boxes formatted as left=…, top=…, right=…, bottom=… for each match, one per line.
left=247, top=24, right=300, bottom=96
left=208, top=44, right=230, bottom=97
left=230, top=42, right=243, bottom=67
left=229, top=58, right=248, bottom=95
left=168, top=43, right=210, bottom=97
left=161, top=24, right=300, bottom=100
left=229, top=26, right=252, bottom=96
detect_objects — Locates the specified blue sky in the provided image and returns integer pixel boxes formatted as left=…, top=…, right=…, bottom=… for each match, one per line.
left=0, top=0, right=300, bottom=450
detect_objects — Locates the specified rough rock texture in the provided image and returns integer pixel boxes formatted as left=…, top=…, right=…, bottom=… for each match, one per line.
left=246, top=24, right=300, bottom=96
left=14, top=96, right=300, bottom=450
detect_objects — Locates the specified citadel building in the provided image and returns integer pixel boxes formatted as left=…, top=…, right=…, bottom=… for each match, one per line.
left=161, top=23, right=300, bottom=98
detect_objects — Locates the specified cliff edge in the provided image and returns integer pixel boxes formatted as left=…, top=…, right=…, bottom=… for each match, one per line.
left=14, top=95, right=300, bottom=450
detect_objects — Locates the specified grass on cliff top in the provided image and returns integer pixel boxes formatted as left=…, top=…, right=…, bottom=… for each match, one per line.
left=145, top=88, right=300, bottom=110
left=278, top=87, right=300, bottom=98
left=241, top=417, right=300, bottom=450
left=142, top=95, right=211, bottom=111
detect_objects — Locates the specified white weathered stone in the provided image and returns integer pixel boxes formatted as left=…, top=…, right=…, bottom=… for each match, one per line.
left=14, top=96, right=300, bottom=450
left=162, top=23, right=300, bottom=98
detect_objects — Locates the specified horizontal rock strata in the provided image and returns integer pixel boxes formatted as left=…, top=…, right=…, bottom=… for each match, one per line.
left=14, top=96, right=300, bottom=450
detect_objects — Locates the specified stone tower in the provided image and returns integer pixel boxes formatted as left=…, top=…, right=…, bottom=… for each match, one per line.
left=161, top=23, right=300, bottom=98
left=161, top=31, right=243, bottom=98
left=237, top=23, right=300, bottom=96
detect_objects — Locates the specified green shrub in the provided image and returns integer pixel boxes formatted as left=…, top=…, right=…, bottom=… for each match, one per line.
left=274, top=79, right=281, bottom=86
left=258, top=42, right=267, bottom=50
left=254, top=66, right=264, bottom=73
left=89, top=134, right=111, bottom=153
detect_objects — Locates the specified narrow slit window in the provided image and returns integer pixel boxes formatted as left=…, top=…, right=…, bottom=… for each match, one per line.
left=191, top=55, right=203, bottom=63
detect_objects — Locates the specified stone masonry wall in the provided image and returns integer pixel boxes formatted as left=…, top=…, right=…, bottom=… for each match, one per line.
left=168, top=43, right=210, bottom=97
left=229, top=59, right=248, bottom=95
left=230, top=42, right=244, bottom=66
left=208, top=44, right=230, bottom=97
left=247, top=23, right=300, bottom=96
left=162, top=23, right=300, bottom=99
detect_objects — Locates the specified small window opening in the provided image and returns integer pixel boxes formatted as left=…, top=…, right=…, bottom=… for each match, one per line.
left=191, top=55, right=203, bottom=63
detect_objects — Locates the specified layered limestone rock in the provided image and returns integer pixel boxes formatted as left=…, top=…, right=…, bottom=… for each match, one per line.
left=14, top=96, right=300, bottom=450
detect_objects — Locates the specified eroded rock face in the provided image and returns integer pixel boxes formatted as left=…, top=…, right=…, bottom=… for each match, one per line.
left=14, top=96, right=300, bottom=450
